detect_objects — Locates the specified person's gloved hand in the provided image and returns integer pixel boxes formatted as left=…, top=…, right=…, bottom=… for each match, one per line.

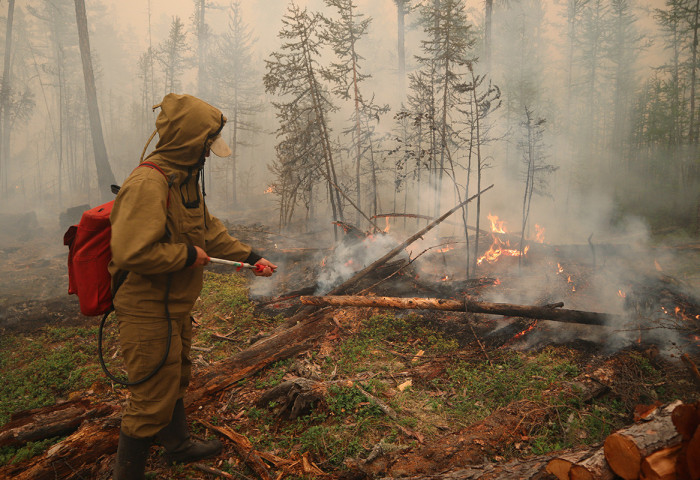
left=253, top=258, right=277, bottom=277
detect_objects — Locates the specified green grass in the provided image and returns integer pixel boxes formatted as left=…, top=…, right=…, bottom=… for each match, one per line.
left=0, top=327, right=105, bottom=426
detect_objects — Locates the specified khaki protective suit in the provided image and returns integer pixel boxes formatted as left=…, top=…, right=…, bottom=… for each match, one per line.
left=109, top=93, right=258, bottom=438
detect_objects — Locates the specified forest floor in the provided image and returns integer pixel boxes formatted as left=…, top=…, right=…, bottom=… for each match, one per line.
left=0, top=220, right=699, bottom=479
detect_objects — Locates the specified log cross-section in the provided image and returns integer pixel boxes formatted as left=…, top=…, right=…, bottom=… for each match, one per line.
left=300, top=295, right=623, bottom=326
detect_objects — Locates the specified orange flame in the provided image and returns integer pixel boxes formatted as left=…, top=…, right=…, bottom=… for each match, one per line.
left=494, top=278, right=501, bottom=285
left=534, top=224, right=545, bottom=243
left=441, top=275, right=449, bottom=282
left=618, top=290, right=626, bottom=298
left=263, top=185, right=275, bottom=194
left=436, top=244, right=456, bottom=253
left=488, top=214, right=507, bottom=234
left=557, top=263, right=564, bottom=274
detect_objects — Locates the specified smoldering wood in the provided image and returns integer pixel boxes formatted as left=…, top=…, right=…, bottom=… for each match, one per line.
left=283, top=187, right=494, bottom=326
left=299, top=295, right=622, bottom=326
left=603, top=400, right=683, bottom=480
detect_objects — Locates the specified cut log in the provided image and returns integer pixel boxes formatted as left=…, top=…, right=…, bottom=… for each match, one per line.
left=604, top=400, right=683, bottom=480
left=568, top=446, right=615, bottom=480
left=640, top=445, right=681, bottom=480
left=687, top=427, right=700, bottom=479
left=300, top=295, right=622, bottom=326
left=671, top=401, right=700, bottom=440
left=545, top=450, right=591, bottom=479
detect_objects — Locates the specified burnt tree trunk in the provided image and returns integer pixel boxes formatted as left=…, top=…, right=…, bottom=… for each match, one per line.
left=74, top=0, right=115, bottom=200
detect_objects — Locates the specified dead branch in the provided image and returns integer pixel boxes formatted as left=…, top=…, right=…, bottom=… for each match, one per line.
left=200, top=420, right=273, bottom=480
left=300, top=295, right=622, bottom=326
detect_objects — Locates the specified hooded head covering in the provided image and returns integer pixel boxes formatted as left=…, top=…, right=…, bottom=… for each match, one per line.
left=146, top=94, right=230, bottom=167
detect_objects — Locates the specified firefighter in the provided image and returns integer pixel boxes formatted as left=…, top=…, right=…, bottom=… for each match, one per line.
left=109, top=93, right=276, bottom=479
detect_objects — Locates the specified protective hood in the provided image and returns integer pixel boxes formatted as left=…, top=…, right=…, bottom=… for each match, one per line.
left=145, top=93, right=227, bottom=167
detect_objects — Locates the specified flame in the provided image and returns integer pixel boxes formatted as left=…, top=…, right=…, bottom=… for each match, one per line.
left=436, top=244, right=456, bottom=253
left=477, top=244, right=529, bottom=264
left=654, top=259, right=662, bottom=271
left=384, top=217, right=391, bottom=233
left=345, top=259, right=354, bottom=267
left=566, top=275, right=576, bottom=292
left=494, top=278, right=501, bottom=285
left=441, top=275, right=449, bottom=282
left=263, top=185, right=275, bottom=194
left=557, top=263, right=564, bottom=274
left=534, top=224, right=545, bottom=243
left=488, top=214, right=507, bottom=234
left=514, top=321, right=538, bottom=339
left=618, top=289, right=626, bottom=298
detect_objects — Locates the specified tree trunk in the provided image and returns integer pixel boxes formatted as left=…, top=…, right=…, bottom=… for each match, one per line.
left=603, top=400, right=683, bottom=479
left=74, top=0, right=115, bottom=201
left=0, top=0, right=14, bottom=195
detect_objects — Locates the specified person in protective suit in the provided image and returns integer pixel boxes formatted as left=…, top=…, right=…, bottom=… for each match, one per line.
left=109, top=93, right=276, bottom=479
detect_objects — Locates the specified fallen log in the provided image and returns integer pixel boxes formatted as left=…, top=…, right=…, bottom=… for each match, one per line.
left=0, top=414, right=120, bottom=480
left=200, top=421, right=273, bottom=480
left=545, top=450, right=594, bottom=479
left=603, top=400, right=683, bottom=480
left=0, top=396, right=118, bottom=448
left=299, top=295, right=622, bottom=326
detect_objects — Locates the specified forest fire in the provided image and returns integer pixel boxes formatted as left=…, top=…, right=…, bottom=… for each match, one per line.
left=476, top=214, right=529, bottom=265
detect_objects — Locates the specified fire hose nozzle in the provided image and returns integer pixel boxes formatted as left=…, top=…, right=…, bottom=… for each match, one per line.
left=208, top=257, right=265, bottom=272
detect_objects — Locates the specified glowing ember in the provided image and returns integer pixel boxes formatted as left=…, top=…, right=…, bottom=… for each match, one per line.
left=345, top=259, right=354, bottom=267
left=535, top=224, right=545, bottom=243
left=436, top=244, right=456, bottom=253
left=514, top=321, right=538, bottom=339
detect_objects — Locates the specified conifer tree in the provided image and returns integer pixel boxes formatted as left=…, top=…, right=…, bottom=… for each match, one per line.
left=157, top=16, right=189, bottom=94
left=210, top=0, right=262, bottom=204
left=264, top=3, right=343, bottom=229
left=415, top=0, right=475, bottom=215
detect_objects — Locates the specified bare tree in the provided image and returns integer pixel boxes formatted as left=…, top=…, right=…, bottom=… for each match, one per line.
left=74, top=0, right=114, bottom=200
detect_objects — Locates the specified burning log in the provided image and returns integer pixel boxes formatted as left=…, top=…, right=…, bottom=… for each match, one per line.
left=299, top=295, right=621, bottom=326
left=603, top=400, right=683, bottom=479
left=283, top=186, right=494, bottom=326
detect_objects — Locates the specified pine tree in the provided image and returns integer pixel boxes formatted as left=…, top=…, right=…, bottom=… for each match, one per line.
left=415, top=0, right=475, bottom=215
left=156, top=16, right=189, bottom=94
left=209, top=0, right=263, bottom=205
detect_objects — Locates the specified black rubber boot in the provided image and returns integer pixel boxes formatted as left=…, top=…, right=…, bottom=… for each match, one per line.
left=155, top=398, right=222, bottom=465
left=113, top=430, right=151, bottom=480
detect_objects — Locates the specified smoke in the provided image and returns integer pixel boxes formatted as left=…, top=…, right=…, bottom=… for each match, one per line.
left=314, top=233, right=402, bottom=295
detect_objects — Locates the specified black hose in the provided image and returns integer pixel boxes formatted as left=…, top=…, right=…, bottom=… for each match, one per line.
left=98, top=275, right=173, bottom=386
